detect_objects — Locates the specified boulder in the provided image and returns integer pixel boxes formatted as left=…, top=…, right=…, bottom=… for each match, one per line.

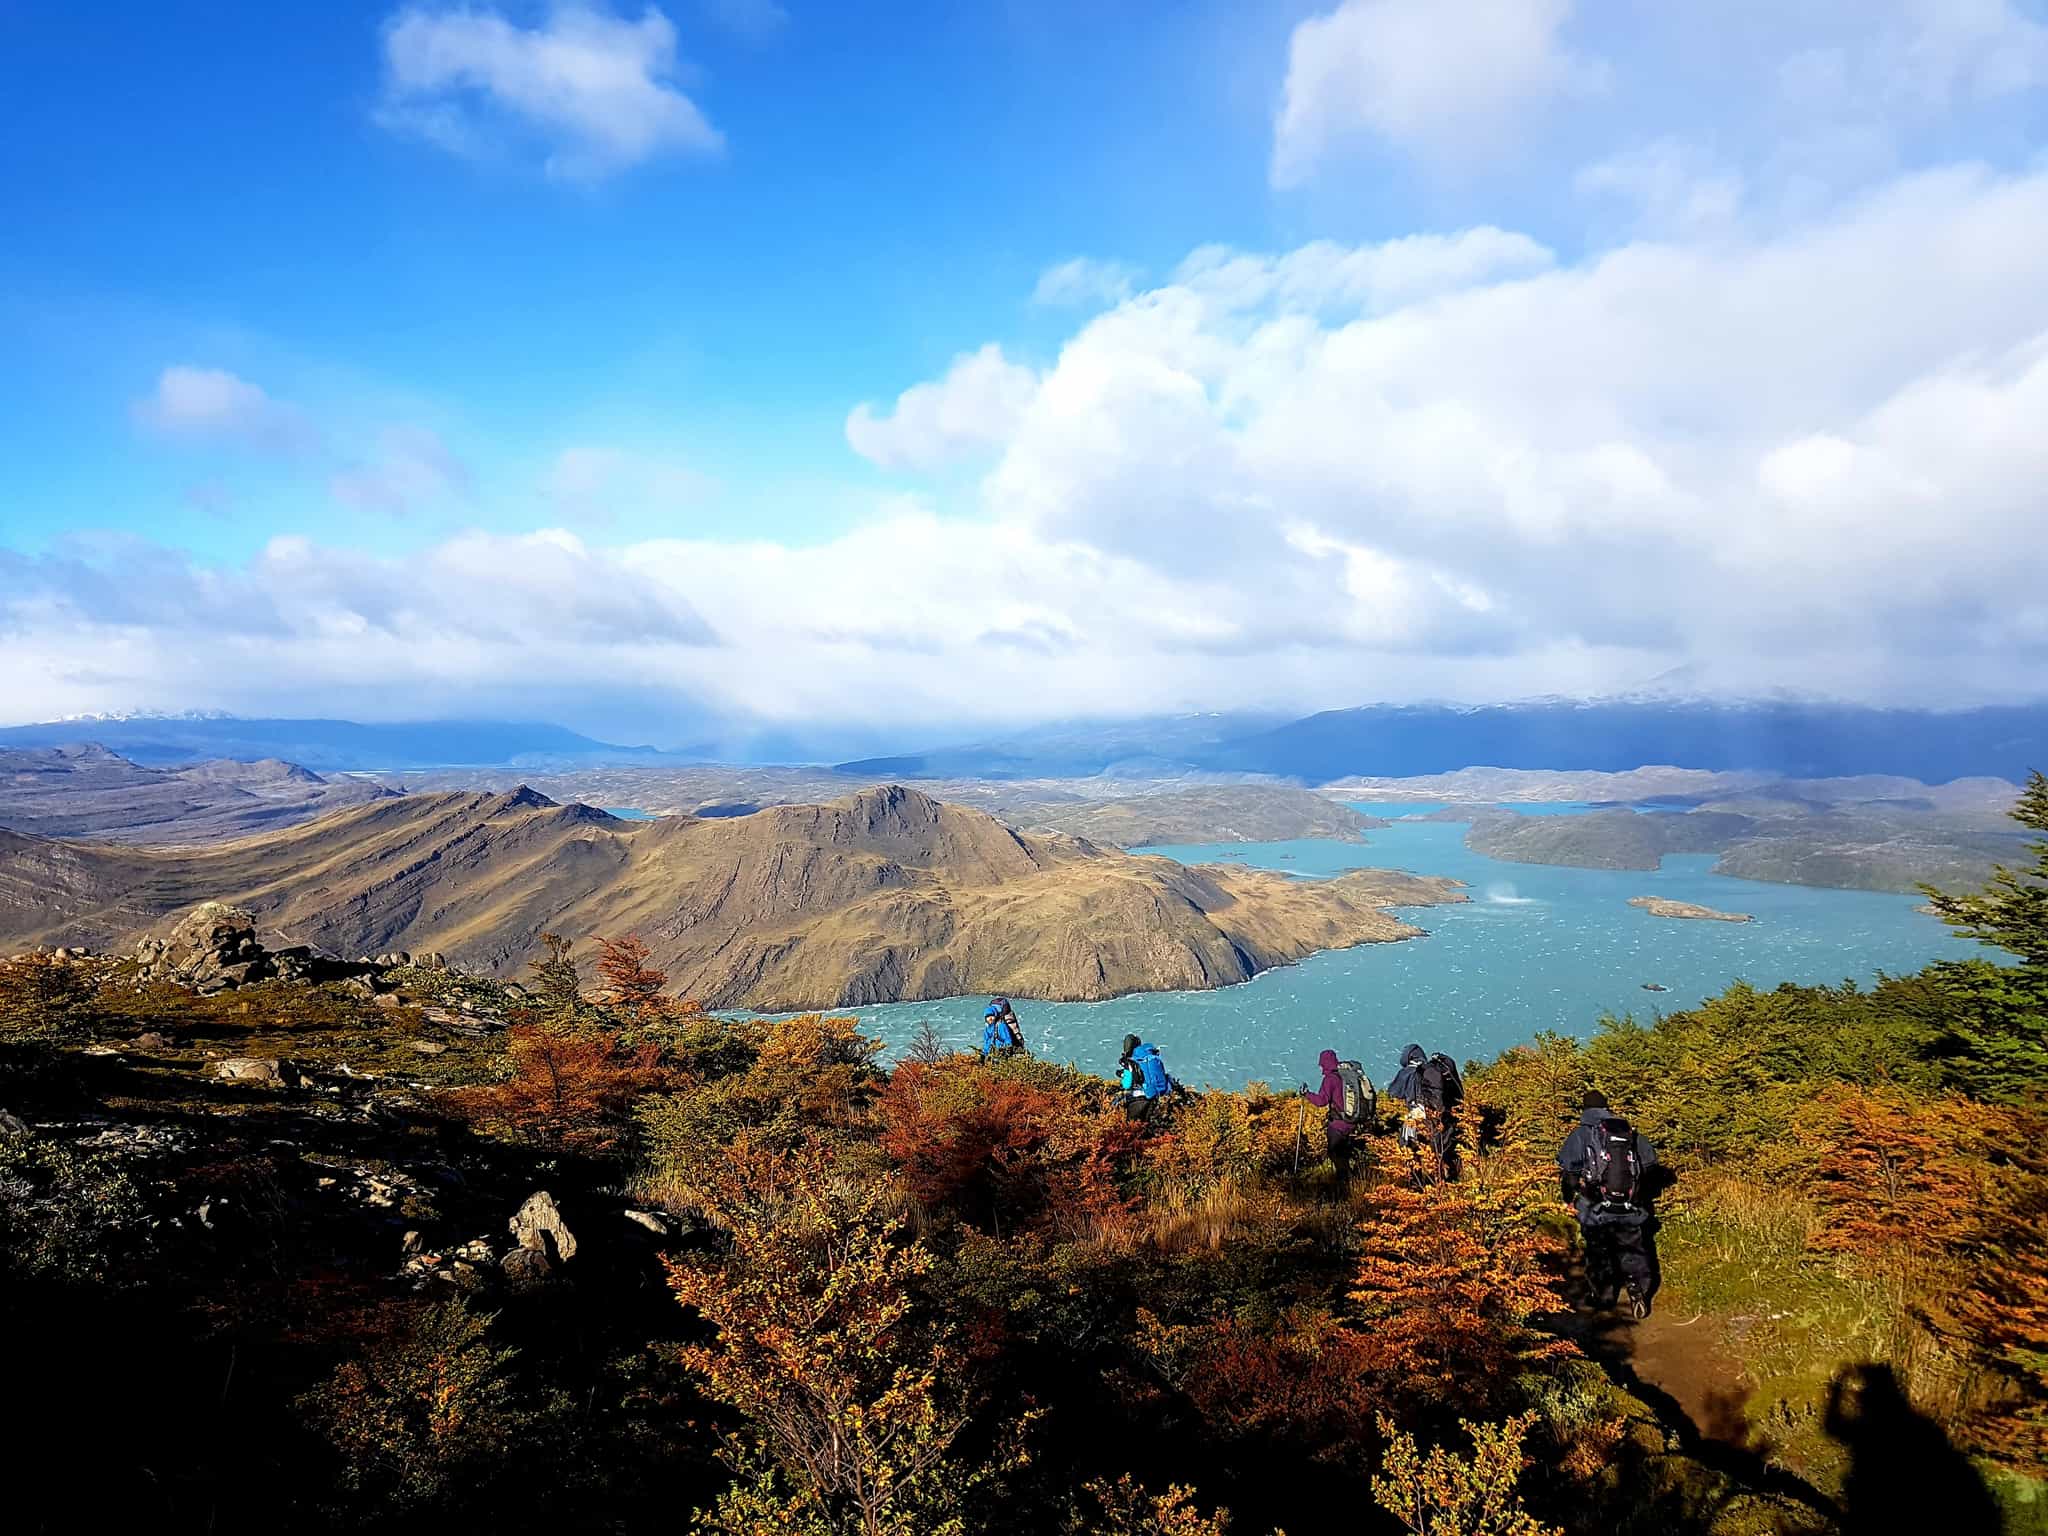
left=216, top=1057, right=303, bottom=1087
left=500, top=1246, right=553, bottom=1290
left=509, top=1190, right=577, bottom=1264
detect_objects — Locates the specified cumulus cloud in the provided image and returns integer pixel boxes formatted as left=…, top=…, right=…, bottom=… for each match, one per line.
left=1272, top=0, right=1604, bottom=184
left=331, top=426, right=471, bottom=516
left=845, top=345, right=1039, bottom=472
left=377, top=3, right=723, bottom=178
left=1033, top=257, right=1141, bottom=308
left=133, top=367, right=320, bottom=456
left=1575, top=141, right=1745, bottom=235
left=24, top=170, right=2048, bottom=731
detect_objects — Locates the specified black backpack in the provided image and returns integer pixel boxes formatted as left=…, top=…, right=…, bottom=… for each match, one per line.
left=1420, top=1053, right=1463, bottom=1113
left=1583, top=1118, right=1642, bottom=1207
left=1334, top=1061, right=1374, bottom=1124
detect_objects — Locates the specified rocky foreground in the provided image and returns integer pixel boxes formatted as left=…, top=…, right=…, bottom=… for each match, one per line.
left=0, top=784, right=1463, bottom=1010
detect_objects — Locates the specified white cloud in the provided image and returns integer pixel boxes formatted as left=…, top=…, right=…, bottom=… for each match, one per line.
left=331, top=426, right=471, bottom=516
left=23, top=169, right=2048, bottom=729
left=545, top=445, right=714, bottom=524
left=1272, top=0, right=1604, bottom=184
left=1033, top=258, right=1141, bottom=308
left=133, top=367, right=319, bottom=456
left=845, top=345, right=1039, bottom=472
left=1576, top=141, right=1745, bottom=235
left=377, top=3, right=723, bottom=179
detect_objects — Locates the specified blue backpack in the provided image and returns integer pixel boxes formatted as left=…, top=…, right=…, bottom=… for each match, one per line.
left=1133, top=1044, right=1171, bottom=1099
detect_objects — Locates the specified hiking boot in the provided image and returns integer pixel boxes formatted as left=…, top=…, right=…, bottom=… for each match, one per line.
left=1628, top=1287, right=1650, bottom=1321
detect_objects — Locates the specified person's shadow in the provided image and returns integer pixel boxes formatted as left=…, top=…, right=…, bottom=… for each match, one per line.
left=1825, top=1363, right=2002, bottom=1535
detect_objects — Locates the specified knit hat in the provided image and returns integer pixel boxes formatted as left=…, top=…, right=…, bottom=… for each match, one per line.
left=1582, top=1089, right=1610, bottom=1111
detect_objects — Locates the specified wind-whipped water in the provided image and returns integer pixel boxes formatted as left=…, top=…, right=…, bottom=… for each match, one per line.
left=813, top=812, right=1985, bottom=1092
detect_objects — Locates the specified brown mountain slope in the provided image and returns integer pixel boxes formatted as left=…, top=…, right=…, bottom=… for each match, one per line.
left=0, top=743, right=395, bottom=843
left=0, top=784, right=1461, bottom=1009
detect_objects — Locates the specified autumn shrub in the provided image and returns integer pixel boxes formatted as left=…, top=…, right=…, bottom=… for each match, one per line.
left=1137, top=1302, right=1384, bottom=1463
left=1060, top=1475, right=1239, bottom=1536
left=877, top=1054, right=1133, bottom=1236
left=669, top=1138, right=1001, bottom=1536
left=0, top=952, right=101, bottom=1047
left=297, top=1300, right=571, bottom=1520
left=0, top=1131, right=147, bottom=1282
left=1349, top=1182, right=1572, bottom=1419
left=1372, top=1411, right=1563, bottom=1536
left=456, top=1021, right=675, bottom=1158
left=638, top=1013, right=883, bottom=1207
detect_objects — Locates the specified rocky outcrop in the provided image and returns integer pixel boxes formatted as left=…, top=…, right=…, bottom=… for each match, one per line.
left=126, top=901, right=431, bottom=995
left=135, top=903, right=275, bottom=991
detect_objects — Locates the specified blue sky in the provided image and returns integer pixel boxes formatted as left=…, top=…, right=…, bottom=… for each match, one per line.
left=3, top=1, right=2047, bottom=744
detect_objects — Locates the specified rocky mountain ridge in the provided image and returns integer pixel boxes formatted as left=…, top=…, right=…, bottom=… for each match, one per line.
left=0, top=784, right=1462, bottom=1010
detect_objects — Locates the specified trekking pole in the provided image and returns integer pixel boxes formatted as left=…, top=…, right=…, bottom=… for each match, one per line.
left=1292, top=1090, right=1307, bottom=1174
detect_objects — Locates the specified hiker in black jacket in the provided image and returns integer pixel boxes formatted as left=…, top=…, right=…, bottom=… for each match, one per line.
left=1558, top=1090, right=1659, bottom=1318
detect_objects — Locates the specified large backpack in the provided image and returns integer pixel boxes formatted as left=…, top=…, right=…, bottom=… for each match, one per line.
left=1583, top=1118, right=1642, bottom=1207
left=1335, top=1061, right=1374, bottom=1124
left=1135, top=1045, right=1170, bottom=1099
left=1420, top=1054, right=1464, bottom=1113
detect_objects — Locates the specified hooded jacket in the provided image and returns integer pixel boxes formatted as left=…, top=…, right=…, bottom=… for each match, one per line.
left=1388, top=1043, right=1426, bottom=1105
left=1557, top=1107, right=1658, bottom=1226
left=1303, top=1048, right=1353, bottom=1132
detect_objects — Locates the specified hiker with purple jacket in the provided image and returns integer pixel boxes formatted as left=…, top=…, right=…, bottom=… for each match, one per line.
left=1300, top=1048, right=1373, bottom=1187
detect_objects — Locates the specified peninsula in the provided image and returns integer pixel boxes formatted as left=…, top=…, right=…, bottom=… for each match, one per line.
left=0, top=784, right=1462, bottom=1011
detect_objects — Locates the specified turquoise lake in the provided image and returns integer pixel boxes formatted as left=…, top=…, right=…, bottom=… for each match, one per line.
left=795, top=810, right=1986, bottom=1092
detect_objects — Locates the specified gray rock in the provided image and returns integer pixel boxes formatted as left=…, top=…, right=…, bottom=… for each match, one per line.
left=509, top=1190, right=577, bottom=1264
left=0, top=1109, right=29, bottom=1136
left=500, top=1246, right=553, bottom=1289
left=409, top=1039, right=448, bottom=1055
left=623, top=1209, right=670, bottom=1236
left=401, top=1230, right=423, bottom=1256
left=216, top=1056, right=302, bottom=1086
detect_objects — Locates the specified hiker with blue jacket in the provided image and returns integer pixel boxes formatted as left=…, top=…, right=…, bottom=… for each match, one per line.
left=1118, top=1033, right=1175, bottom=1122
left=1558, top=1089, right=1659, bottom=1318
left=981, top=997, right=1025, bottom=1059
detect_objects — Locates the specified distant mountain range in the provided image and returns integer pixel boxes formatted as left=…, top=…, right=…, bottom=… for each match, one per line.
left=0, top=744, right=394, bottom=843
left=0, top=715, right=674, bottom=771
left=841, top=701, right=2048, bottom=785
left=6, top=697, right=2045, bottom=783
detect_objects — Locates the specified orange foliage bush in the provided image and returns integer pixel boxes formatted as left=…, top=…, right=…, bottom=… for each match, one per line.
left=456, top=1022, right=675, bottom=1157
left=878, top=1058, right=1140, bottom=1236
left=1349, top=1182, right=1571, bottom=1414
left=1140, top=1304, right=1383, bottom=1461
left=1798, top=1083, right=2017, bottom=1260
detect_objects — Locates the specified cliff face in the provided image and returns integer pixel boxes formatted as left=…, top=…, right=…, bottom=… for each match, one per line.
left=0, top=785, right=1463, bottom=1009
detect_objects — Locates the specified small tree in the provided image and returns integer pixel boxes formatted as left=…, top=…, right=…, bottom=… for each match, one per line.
left=457, top=1025, right=672, bottom=1157
left=595, top=934, right=667, bottom=1011
left=526, top=932, right=583, bottom=1020
left=1372, top=1412, right=1562, bottom=1536
left=1922, top=770, right=2048, bottom=1102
